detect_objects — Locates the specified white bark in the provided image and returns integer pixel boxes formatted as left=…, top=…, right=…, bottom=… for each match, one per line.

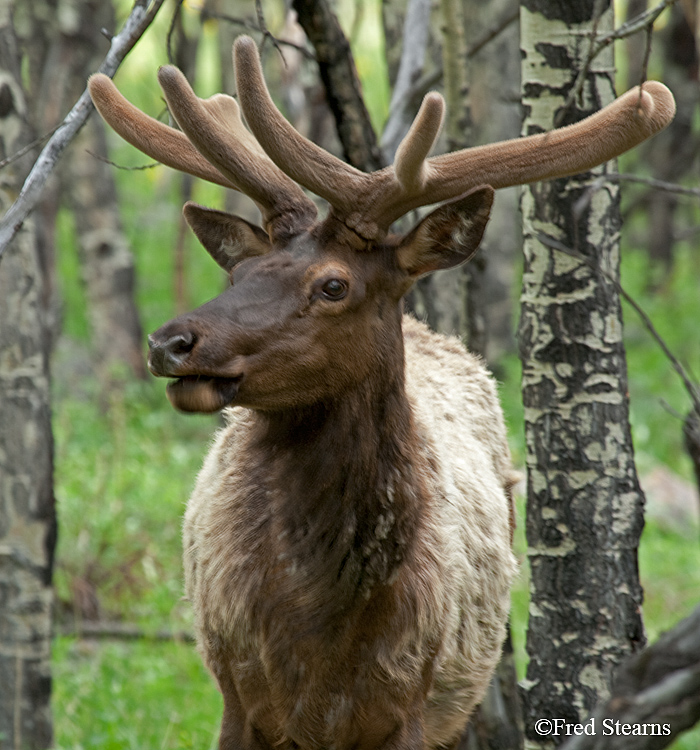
left=519, top=2, right=647, bottom=748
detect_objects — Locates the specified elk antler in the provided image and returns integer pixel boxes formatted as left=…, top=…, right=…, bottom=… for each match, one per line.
left=88, top=72, right=317, bottom=239
left=90, top=35, right=676, bottom=243
left=233, top=36, right=675, bottom=240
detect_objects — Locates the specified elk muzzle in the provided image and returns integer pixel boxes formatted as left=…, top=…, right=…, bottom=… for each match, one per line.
left=148, top=331, right=196, bottom=376
left=148, top=327, right=243, bottom=414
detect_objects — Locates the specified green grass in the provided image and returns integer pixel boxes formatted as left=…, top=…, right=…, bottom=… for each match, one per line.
left=53, top=638, right=221, bottom=750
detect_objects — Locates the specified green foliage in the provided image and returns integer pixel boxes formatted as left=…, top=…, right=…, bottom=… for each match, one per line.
left=53, top=638, right=221, bottom=750
left=622, top=244, right=700, bottom=479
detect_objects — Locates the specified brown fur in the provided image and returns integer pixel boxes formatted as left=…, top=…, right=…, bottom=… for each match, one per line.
left=182, top=315, right=518, bottom=750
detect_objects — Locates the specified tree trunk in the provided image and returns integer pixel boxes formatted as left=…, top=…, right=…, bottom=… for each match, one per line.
left=292, top=0, right=384, bottom=172
left=18, top=0, right=146, bottom=382
left=0, top=4, right=56, bottom=747
left=463, top=0, right=520, bottom=364
left=519, top=2, right=646, bottom=747
left=383, top=0, right=520, bottom=360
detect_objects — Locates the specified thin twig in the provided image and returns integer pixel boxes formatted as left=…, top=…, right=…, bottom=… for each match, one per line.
left=535, top=231, right=700, bottom=411
left=0, top=125, right=58, bottom=171
left=166, top=0, right=186, bottom=66
left=0, top=0, right=167, bottom=260
left=640, top=19, right=655, bottom=87
left=200, top=8, right=316, bottom=60
left=607, top=173, right=700, bottom=199
left=255, top=0, right=286, bottom=65
left=85, top=149, right=160, bottom=171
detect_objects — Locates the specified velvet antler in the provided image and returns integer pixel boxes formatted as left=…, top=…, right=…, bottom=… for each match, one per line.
left=89, top=35, right=676, bottom=242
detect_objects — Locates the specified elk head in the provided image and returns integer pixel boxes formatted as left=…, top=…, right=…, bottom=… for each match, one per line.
left=88, top=36, right=675, bottom=414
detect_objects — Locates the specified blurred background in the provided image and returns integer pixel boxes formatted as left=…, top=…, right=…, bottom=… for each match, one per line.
left=1, top=0, right=699, bottom=747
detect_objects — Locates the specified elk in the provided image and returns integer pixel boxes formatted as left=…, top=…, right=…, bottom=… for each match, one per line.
left=89, top=36, right=674, bottom=750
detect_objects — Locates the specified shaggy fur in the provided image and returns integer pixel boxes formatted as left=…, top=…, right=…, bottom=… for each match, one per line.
left=183, top=315, right=518, bottom=749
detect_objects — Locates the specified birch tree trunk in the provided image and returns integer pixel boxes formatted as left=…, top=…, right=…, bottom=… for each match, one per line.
left=519, top=3, right=646, bottom=747
left=0, top=3, right=56, bottom=746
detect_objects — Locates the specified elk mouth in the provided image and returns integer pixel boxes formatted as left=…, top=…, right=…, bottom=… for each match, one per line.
left=166, top=375, right=243, bottom=413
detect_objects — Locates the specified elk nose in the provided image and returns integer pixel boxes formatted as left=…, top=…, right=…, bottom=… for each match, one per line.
left=148, top=331, right=196, bottom=376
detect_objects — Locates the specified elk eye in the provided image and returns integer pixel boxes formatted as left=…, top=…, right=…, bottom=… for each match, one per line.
left=321, top=278, right=348, bottom=300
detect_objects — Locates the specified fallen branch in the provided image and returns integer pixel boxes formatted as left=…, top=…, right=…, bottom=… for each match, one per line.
left=560, top=604, right=700, bottom=749
left=57, top=621, right=195, bottom=643
left=0, top=0, right=167, bottom=261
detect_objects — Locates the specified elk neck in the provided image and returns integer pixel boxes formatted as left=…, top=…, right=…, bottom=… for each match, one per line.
left=242, top=329, right=434, bottom=613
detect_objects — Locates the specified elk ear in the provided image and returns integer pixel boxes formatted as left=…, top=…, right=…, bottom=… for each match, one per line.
left=395, top=186, right=494, bottom=278
left=183, top=201, right=272, bottom=271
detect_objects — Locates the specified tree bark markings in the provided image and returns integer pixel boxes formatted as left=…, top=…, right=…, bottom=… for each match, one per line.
left=519, top=3, right=646, bottom=747
left=0, top=6, right=56, bottom=746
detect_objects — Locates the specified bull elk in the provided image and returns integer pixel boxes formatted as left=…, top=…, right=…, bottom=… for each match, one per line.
left=89, top=35, right=674, bottom=750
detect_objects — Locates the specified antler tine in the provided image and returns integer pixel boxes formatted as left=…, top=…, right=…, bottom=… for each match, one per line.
left=356, top=81, right=676, bottom=235
left=88, top=73, right=237, bottom=189
left=232, top=38, right=373, bottom=211
left=422, top=81, right=676, bottom=198
left=156, top=66, right=317, bottom=237
left=89, top=71, right=317, bottom=239
left=393, top=92, right=445, bottom=192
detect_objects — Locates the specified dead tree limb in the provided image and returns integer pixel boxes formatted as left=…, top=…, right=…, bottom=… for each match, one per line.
left=291, top=0, right=384, bottom=172
left=0, top=0, right=167, bottom=261
left=560, top=604, right=700, bottom=750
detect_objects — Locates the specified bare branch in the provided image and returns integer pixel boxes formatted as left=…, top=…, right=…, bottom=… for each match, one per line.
left=0, top=0, right=167, bottom=261
left=254, top=0, right=285, bottom=62
left=560, top=604, right=700, bottom=750
left=166, top=0, right=186, bottom=65
left=0, top=125, right=58, bottom=170
left=200, top=8, right=316, bottom=60
left=84, top=149, right=160, bottom=172
left=608, top=173, right=700, bottom=199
